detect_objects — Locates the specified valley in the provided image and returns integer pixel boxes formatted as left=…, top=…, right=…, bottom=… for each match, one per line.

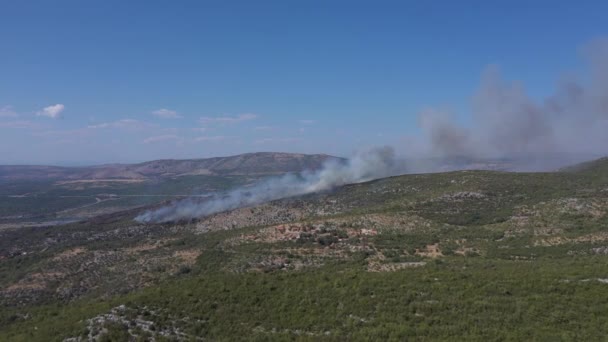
left=0, top=153, right=337, bottom=226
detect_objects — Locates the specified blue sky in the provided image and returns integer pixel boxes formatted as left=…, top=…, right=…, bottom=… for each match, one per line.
left=1, top=1, right=607, bottom=165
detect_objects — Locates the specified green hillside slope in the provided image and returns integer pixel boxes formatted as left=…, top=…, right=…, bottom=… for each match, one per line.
left=2, top=158, right=608, bottom=340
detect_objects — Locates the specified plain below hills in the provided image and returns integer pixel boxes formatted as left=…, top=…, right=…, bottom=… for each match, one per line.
left=0, top=152, right=341, bottom=182
left=0, top=153, right=342, bottom=223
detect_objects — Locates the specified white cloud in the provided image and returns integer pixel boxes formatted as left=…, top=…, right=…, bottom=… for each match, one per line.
left=0, top=120, right=36, bottom=129
left=199, top=113, right=257, bottom=125
left=143, top=135, right=181, bottom=144
left=298, top=119, right=316, bottom=125
left=194, top=135, right=234, bottom=142
left=32, top=128, right=89, bottom=137
left=253, top=125, right=275, bottom=131
left=37, top=104, right=65, bottom=118
left=88, top=119, right=152, bottom=130
left=255, top=137, right=302, bottom=144
left=87, top=122, right=111, bottom=129
left=0, top=106, right=17, bottom=118
left=163, top=127, right=179, bottom=134
left=152, top=108, right=182, bottom=119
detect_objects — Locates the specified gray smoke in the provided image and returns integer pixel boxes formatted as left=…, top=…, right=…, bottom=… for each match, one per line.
left=135, top=146, right=402, bottom=223
left=419, top=38, right=608, bottom=162
left=136, top=38, right=608, bottom=223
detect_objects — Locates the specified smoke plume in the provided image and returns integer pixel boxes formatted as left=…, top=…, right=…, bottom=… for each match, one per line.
left=136, top=38, right=608, bottom=223
left=135, top=146, right=402, bottom=223
left=419, top=38, right=608, bottom=162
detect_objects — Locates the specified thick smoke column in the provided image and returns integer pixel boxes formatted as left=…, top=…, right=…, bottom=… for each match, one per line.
left=136, top=38, right=608, bottom=223
left=135, top=146, right=403, bottom=223
left=419, top=38, right=608, bottom=163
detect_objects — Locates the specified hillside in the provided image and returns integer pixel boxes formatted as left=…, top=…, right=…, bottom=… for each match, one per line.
left=2, top=157, right=608, bottom=340
left=0, top=153, right=341, bottom=225
left=559, top=156, right=608, bottom=173
left=0, top=152, right=340, bottom=182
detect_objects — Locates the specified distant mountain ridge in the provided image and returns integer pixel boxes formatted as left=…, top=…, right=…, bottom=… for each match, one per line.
left=0, top=152, right=343, bottom=182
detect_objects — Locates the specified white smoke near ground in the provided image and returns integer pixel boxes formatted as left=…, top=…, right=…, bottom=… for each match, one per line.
left=135, top=146, right=403, bottom=223
left=136, top=38, right=608, bottom=223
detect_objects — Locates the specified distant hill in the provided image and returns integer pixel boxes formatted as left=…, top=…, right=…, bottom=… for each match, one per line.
left=0, top=152, right=343, bottom=182
left=559, top=156, right=608, bottom=173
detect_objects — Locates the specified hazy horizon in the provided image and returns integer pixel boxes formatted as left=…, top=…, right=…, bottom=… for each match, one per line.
left=2, top=1, right=608, bottom=165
